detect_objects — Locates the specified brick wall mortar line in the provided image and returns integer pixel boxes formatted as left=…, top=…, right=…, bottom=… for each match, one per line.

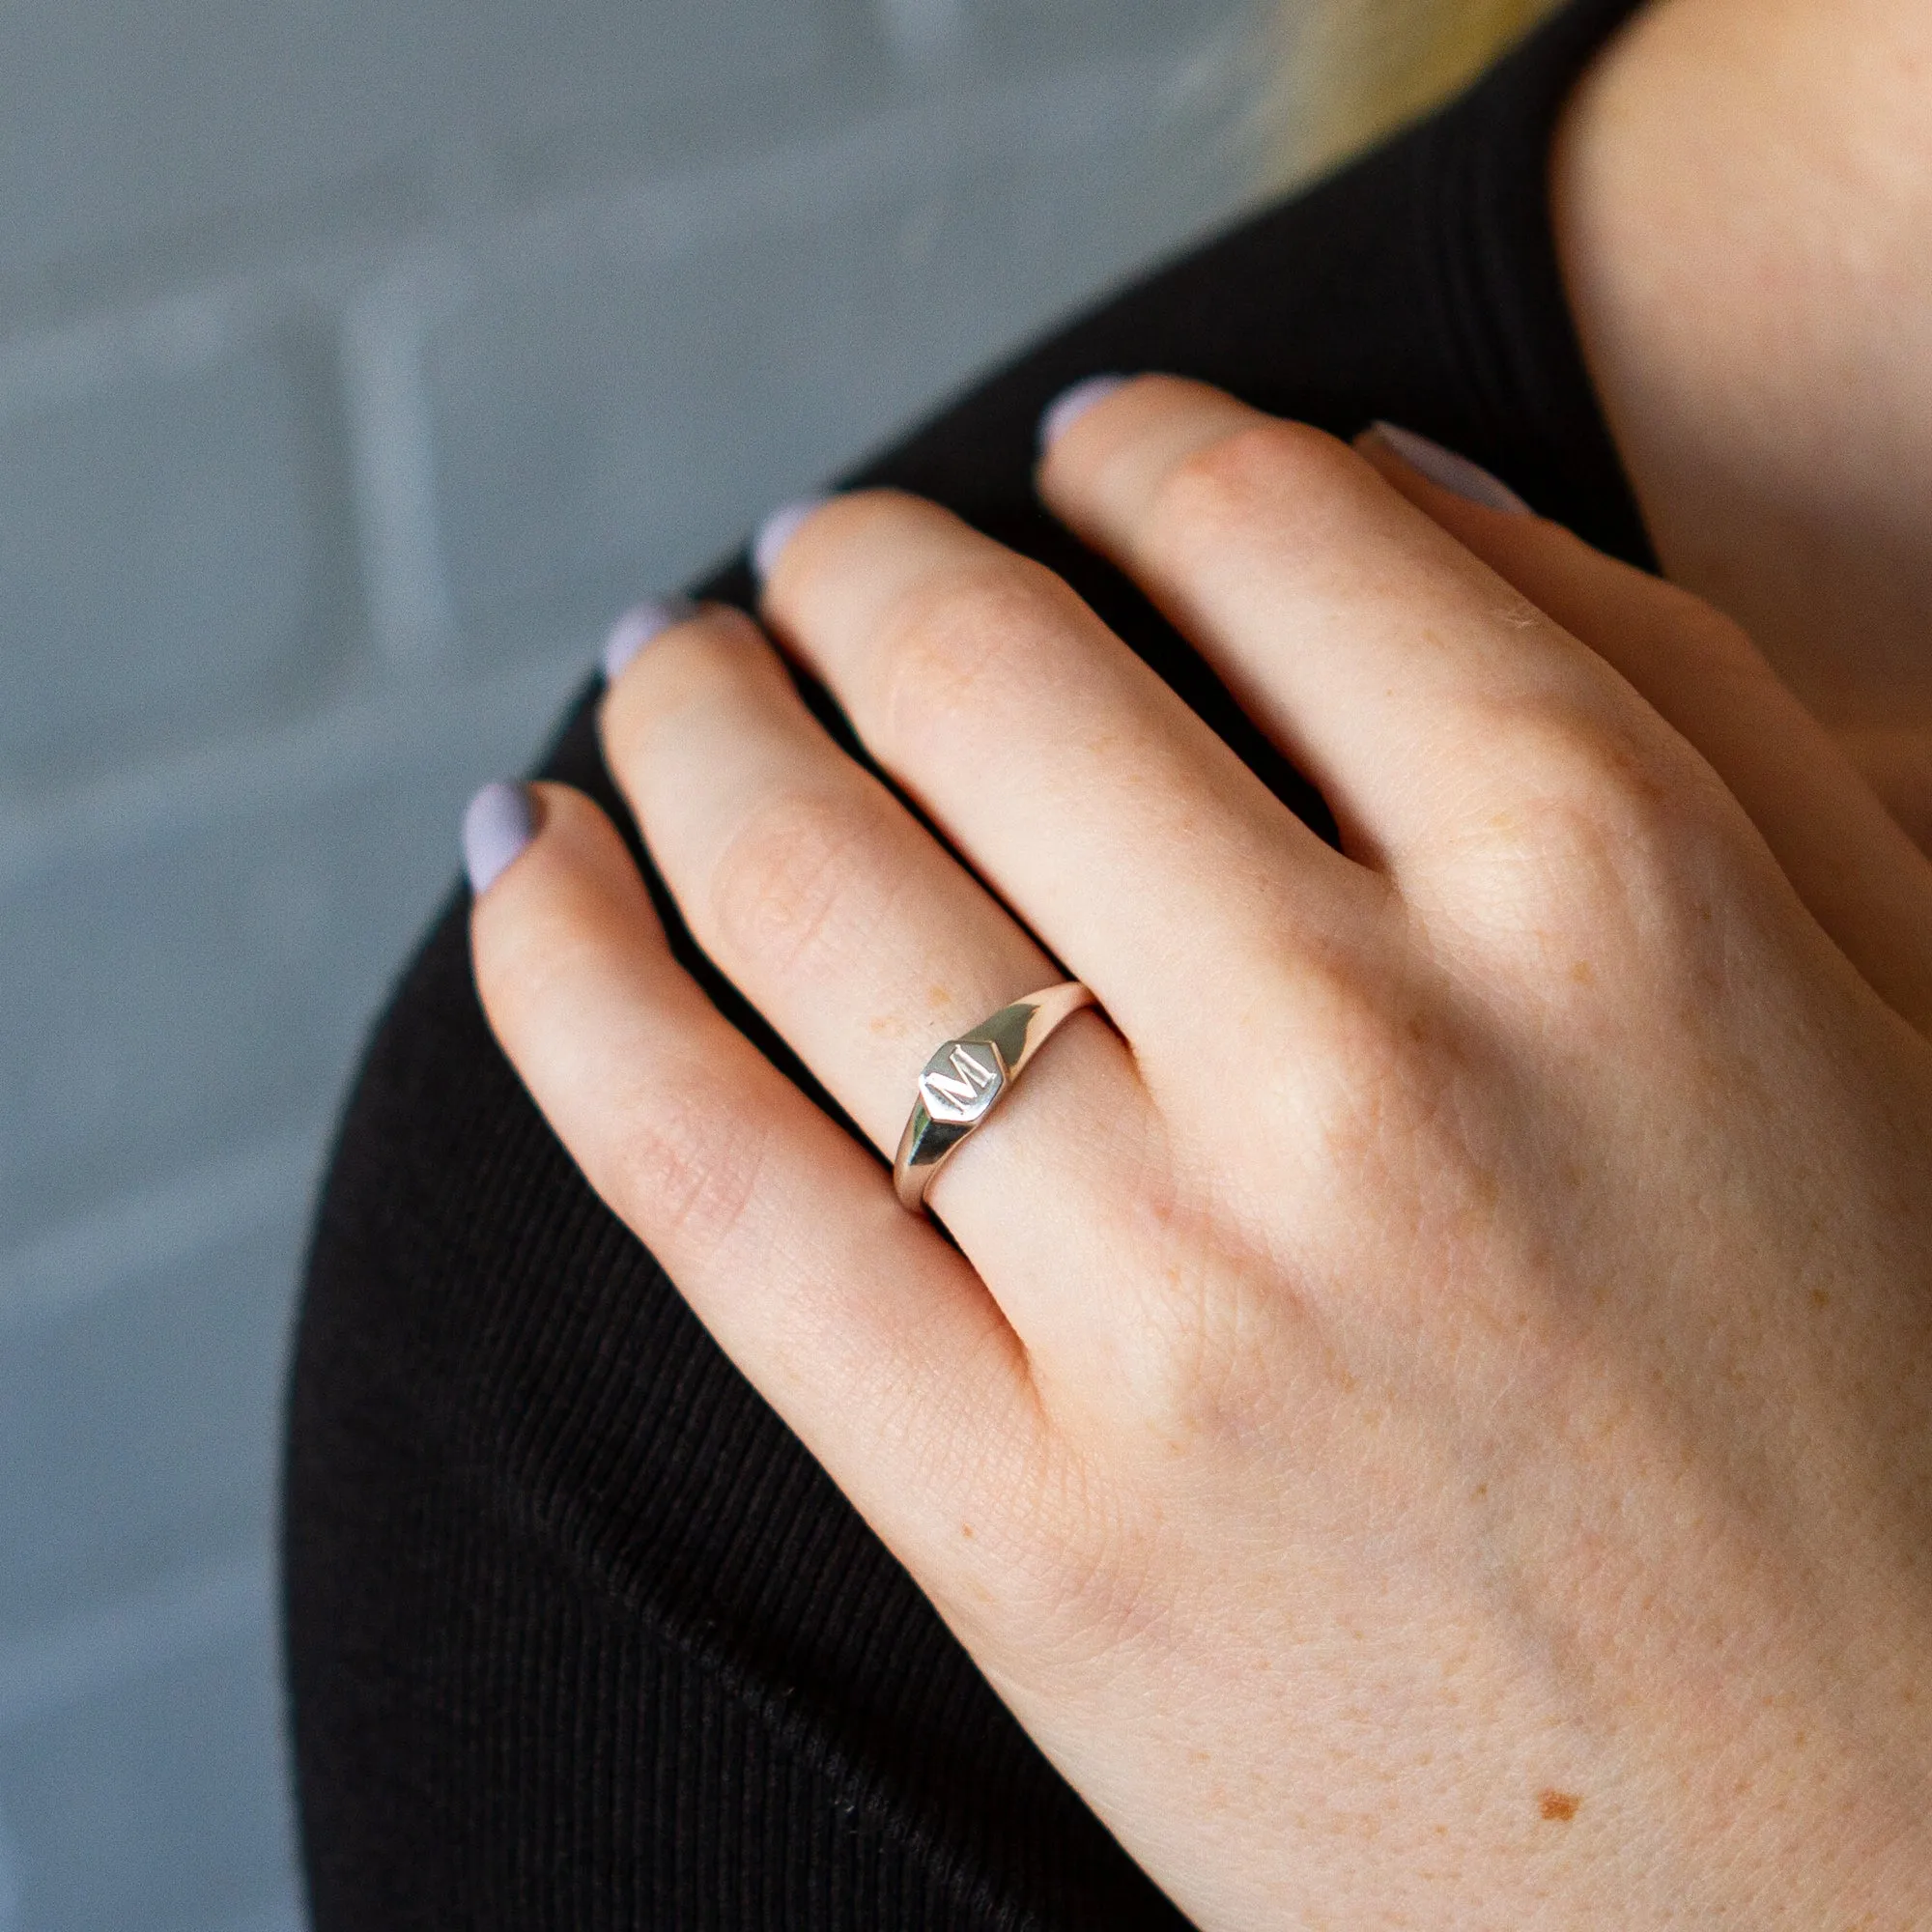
left=449, top=45, right=1249, bottom=288
left=0, top=646, right=590, bottom=884
left=0, top=1126, right=325, bottom=1336
left=0, top=284, right=263, bottom=422
left=0, top=1549, right=272, bottom=1736
left=0, top=39, right=1244, bottom=412
left=341, top=262, right=469, bottom=668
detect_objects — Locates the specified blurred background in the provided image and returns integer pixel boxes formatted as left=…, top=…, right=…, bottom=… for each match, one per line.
left=0, top=0, right=1548, bottom=1924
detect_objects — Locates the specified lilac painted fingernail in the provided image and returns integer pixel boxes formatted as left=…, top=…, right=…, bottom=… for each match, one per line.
left=1368, top=421, right=1533, bottom=515
left=603, top=596, right=698, bottom=682
left=464, top=781, right=535, bottom=896
left=752, top=496, right=834, bottom=585
left=1038, top=374, right=1129, bottom=454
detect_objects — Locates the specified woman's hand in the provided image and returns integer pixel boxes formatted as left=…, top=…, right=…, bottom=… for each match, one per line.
left=466, top=376, right=1932, bottom=1927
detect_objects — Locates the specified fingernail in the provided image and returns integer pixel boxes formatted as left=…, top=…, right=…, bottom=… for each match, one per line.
left=602, top=596, right=698, bottom=682
left=1368, top=422, right=1532, bottom=515
left=752, top=496, right=833, bottom=586
left=1038, top=374, right=1128, bottom=455
left=464, top=781, right=535, bottom=897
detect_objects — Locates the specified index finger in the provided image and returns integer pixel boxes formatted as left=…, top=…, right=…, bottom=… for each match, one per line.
left=1359, top=424, right=1932, bottom=1031
left=1037, top=376, right=1683, bottom=874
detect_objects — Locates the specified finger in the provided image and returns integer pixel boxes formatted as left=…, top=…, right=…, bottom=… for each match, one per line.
left=598, top=605, right=1158, bottom=1348
left=1037, top=375, right=1685, bottom=874
left=750, top=492, right=1382, bottom=1090
left=1359, top=425, right=1932, bottom=1029
left=467, top=780, right=1045, bottom=1590
left=1835, top=725, right=1932, bottom=857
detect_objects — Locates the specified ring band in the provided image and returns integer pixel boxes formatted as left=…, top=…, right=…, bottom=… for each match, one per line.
left=893, top=981, right=1096, bottom=1213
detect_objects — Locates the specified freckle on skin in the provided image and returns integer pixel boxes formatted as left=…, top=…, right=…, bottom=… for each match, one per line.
left=1570, top=959, right=1596, bottom=985
left=1539, top=1790, right=1580, bottom=1822
left=1812, top=1290, right=1832, bottom=1310
left=960, top=1523, right=974, bottom=1540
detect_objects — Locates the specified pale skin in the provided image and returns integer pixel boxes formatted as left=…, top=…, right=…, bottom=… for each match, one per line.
left=467, top=2, right=1932, bottom=1921
left=1553, top=0, right=1932, bottom=846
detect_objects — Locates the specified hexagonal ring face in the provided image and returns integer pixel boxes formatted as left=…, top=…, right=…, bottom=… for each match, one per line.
left=916, top=1038, right=1007, bottom=1126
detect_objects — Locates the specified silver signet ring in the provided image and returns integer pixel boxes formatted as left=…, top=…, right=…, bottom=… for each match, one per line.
left=892, top=981, right=1096, bottom=1213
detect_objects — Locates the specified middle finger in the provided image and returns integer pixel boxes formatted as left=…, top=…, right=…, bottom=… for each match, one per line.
left=754, top=490, right=1380, bottom=1079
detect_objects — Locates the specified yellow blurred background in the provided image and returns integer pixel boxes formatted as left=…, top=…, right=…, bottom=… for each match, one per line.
left=1275, top=0, right=1564, bottom=183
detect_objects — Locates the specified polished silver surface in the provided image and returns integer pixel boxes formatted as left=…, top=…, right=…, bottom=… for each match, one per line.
left=893, top=980, right=1096, bottom=1212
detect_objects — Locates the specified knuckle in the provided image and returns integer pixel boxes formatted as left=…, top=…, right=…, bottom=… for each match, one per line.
left=1162, top=937, right=1471, bottom=1247
left=968, top=1446, right=1166, bottom=1664
left=1447, top=696, right=1736, bottom=952
left=707, top=787, right=893, bottom=980
left=871, top=557, right=1073, bottom=759
left=1651, top=579, right=1767, bottom=677
left=1157, top=931, right=1433, bottom=1191
left=1122, top=1254, right=1293, bottom=1450
left=1518, top=707, right=1706, bottom=859
left=1151, top=417, right=1353, bottom=548
left=1287, top=970, right=1461, bottom=1199
left=607, top=1078, right=771, bottom=1266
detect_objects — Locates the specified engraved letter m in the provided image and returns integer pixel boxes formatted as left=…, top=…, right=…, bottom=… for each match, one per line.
left=924, top=1043, right=998, bottom=1110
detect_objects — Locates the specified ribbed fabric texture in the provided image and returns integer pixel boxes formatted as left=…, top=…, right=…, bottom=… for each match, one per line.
left=285, top=2, right=1649, bottom=1923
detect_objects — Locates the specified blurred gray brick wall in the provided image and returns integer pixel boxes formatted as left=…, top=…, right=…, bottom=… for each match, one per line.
left=0, top=2, right=1274, bottom=1924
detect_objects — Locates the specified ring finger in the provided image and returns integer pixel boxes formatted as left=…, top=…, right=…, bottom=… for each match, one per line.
left=599, top=601, right=1153, bottom=1344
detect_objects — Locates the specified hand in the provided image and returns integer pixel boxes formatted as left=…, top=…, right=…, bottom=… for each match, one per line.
left=467, top=376, right=1932, bottom=1926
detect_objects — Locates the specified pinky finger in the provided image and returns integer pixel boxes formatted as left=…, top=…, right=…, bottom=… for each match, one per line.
left=467, top=780, right=1043, bottom=1585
